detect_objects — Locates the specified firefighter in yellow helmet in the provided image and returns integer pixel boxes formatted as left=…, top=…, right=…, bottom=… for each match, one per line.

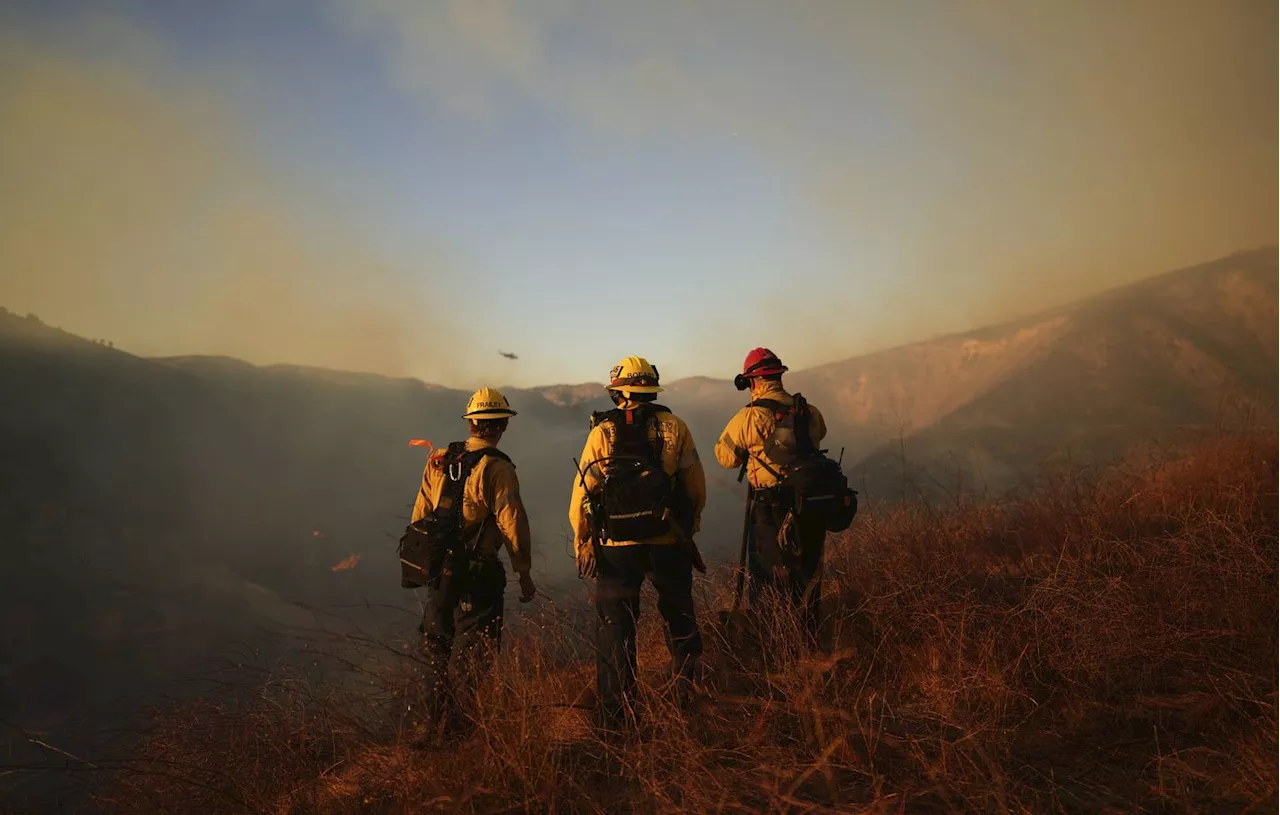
left=714, top=348, right=831, bottom=649
left=404, top=386, right=535, bottom=740
left=569, top=356, right=707, bottom=729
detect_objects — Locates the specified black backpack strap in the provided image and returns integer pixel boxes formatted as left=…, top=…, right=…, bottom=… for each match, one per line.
left=648, top=405, right=671, bottom=461
left=455, top=446, right=513, bottom=499
left=748, top=398, right=789, bottom=415
left=438, top=444, right=514, bottom=547
left=412, top=442, right=463, bottom=525
left=438, top=441, right=506, bottom=501
left=749, top=394, right=816, bottom=455
left=595, top=404, right=664, bottom=465
left=642, top=405, right=665, bottom=462
left=743, top=394, right=816, bottom=479
left=791, top=393, right=816, bottom=455
left=748, top=452, right=784, bottom=481
left=748, top=397, right=797, bottom=441
left=437, top=441, right=472, bottom=530
left=465, top=446, right=513, bottom=467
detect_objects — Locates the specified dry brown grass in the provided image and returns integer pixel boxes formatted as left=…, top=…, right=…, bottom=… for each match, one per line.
left=93, top=432, right=1278, bottom=814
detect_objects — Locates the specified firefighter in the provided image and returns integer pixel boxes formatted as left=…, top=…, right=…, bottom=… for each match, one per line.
left=714, top=348, right=828, bottom=648
left=409, top=386, right=536, bottom=739
left=570, top=356, right=708, bottom=729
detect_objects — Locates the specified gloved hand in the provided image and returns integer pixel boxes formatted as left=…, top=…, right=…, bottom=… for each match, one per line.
left=518, top=571, right=536, bottom=603
left=576, top=543, right=597, bottom=580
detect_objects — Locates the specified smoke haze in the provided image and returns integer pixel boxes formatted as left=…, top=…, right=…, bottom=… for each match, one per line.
left=0, top=20, right=460, bottom=383
left=0, top=2, right=1275, bottom=382
left=0, top=8, right=1275, bottom=805
left=336, top=0, right=1278, bottom=375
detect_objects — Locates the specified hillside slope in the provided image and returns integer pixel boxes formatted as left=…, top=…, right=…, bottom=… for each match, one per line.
left=0, top=247, right=1273, bottom=787
left=614, top=249, right=1277, bottom=497
left=0, top=312, right=596, bottom=762
left=849, top=249, right=1277, bottom=494
left=68, top=431, right=1280, bottom=815
left=536, top=250, right=1276, bottom=498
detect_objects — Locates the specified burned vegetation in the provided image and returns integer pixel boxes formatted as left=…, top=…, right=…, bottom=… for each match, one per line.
left=64, top=431, right=1278, bottom=815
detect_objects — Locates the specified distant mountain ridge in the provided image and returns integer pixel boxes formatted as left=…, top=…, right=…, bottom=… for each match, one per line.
left=7, top=246, right=1272, bottom=492
left=8, top=245, right=1271, bottom=504
left=515, top=248, right=1277, bottom=497
left=579, top=249, right=1274, bottom=494
left=836, top=248, right=1277, bottom=493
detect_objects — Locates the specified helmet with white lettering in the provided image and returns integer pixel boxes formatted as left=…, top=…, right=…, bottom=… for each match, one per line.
left=605, top=356, right=664, bottom=398
left=462, top=387, right=517, bottom=419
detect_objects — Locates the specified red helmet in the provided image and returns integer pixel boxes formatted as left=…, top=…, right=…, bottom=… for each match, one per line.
left=734, top=347, right=788, bottom=390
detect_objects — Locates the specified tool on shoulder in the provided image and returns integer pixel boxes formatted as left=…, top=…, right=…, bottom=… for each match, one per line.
left=670, top=469, right=706, bottom=574
left=686, top=537, right=707, bottom=574
left=731, top=458, right=751, bottom=611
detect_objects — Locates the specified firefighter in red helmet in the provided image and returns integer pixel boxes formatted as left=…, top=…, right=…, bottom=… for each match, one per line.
left=715, top=348, right=830, bottom=648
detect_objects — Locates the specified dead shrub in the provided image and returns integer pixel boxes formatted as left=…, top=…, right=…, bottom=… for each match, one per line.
left=71, top=432, right=1278, bottom=814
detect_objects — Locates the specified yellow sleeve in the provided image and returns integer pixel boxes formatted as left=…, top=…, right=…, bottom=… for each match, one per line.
left=483, top=460, right=532, bottom=574
left=674, top=418, right=707, bottom=535
left=809, top=402, right=828, bottom=447
left=409, top=459, right=436, bottom=523
left=569, top=425, right=609, bottom=553
left=714, top=408, right=751, bottom=470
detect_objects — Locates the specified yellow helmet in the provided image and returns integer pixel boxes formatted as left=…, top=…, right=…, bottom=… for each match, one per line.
left=605, top=355, right=664, bottom=396
left=462, top=386, right=517, bottom=420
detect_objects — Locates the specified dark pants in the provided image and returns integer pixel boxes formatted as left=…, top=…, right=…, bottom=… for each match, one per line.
left=596, top=543, right=703, bottom=727
left=747, top=495, right=827, bottom=649
left=419, top=558, right=506, bottom=728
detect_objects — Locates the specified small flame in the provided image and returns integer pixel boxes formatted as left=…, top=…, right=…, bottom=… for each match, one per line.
left=331, top=553, right=361, bottom=572
left=409, top=439, right=433, bottom=451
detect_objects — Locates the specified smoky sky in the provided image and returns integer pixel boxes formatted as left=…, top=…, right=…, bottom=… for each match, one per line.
left=0, top=19, right=474, bottom=386
left=400, top=0, right=1276, bottom=373
left=1, top=2, right=1275, bottom=386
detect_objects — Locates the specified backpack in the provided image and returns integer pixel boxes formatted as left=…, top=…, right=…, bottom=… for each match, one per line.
left=750, top=393, right=858, bottom=533
left=398, top=442, right=512, bottom=592
left=585, top=403, right=676, bottom=542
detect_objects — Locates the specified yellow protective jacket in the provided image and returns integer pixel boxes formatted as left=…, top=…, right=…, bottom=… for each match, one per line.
left=714, top=383, right=828, bottom=489
left=410, top=437, right=533, bottom=574
left=569, top=400, right=707, bottom=552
